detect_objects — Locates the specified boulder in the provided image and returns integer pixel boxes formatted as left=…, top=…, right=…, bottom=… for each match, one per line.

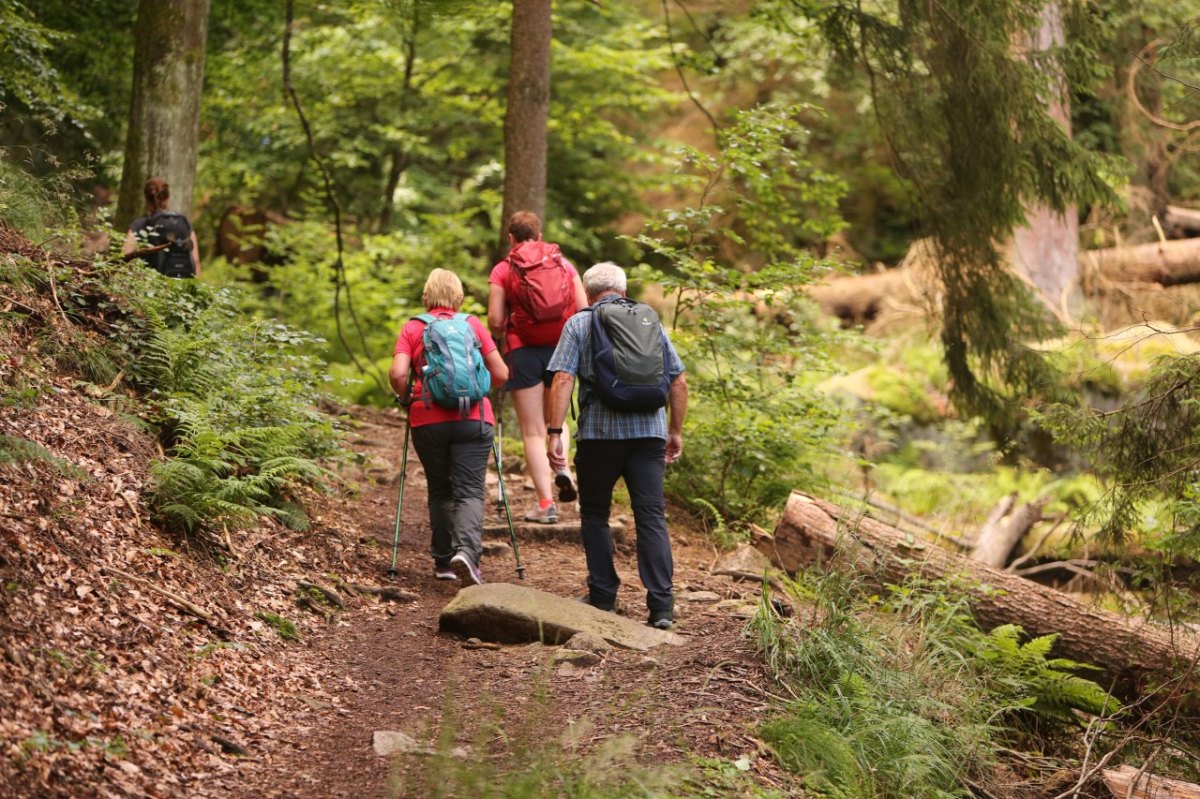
left=439, top=584, right=684, bottom=651
left=711, top=544, right=773, bottom=580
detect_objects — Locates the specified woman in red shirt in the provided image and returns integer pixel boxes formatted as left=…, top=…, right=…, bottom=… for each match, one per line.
left=488, top=211, right=587, bottom=524
left=390, top=269, right=508, bottom=584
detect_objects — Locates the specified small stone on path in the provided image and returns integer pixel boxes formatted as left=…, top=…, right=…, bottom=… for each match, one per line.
left=563, top=632, right=611, bottom=654
left=553, top=649, right=602, bottom=667
left=711, top=544, right=773, bottom=580
left=373, top=730, right=469, bottom=758
left=678, top=590, right=721, bottom=602
left=462, top=637, right=501, bottom=651
left=482, top=541, right=511, bottom=556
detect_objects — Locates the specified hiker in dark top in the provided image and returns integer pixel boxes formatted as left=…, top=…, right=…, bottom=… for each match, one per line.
left=545, top=262, right=688, bottom=630
left=391, top=269, right=509, bottom=585
left=122, top=177, right=202, bottom=278
left=487, top=211, right=587, bottom=525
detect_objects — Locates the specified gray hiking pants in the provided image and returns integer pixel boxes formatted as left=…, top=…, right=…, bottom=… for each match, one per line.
left=411, top=420, right=493, bottom=567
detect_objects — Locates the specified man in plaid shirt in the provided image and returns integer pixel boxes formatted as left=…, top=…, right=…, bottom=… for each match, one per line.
left=545, top=262, right=688, bottom=630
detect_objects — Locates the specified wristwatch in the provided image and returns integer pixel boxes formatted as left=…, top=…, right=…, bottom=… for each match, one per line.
left=547, top=427, right=563, bottom=435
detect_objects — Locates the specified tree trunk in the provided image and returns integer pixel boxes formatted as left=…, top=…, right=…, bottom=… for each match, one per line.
left=499, top=0, right=552, bottom=254
left=970, top=498, right=1042, bottom=568
left=1103, top=766, right=1200, bottom=799
left=1009, top=3, right=1079, bottom=310
left=758, top=491, right=1200, bottom=694
left=115, top=0, right=211, bottom=230
left=1086, top=237, right=1200, bottom=286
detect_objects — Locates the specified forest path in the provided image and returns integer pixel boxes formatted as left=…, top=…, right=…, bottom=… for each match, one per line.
left=207, top=408, right=793, bottom=798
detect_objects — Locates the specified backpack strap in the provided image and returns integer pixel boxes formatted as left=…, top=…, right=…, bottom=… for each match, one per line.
left=413, top=313, right=437, bottom=409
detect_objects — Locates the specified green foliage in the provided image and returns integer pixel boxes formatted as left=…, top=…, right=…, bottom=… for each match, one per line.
left=801, top=0, right=1121, bottom=430
left=0, top=0, right=75, bottom=120
left=750, top=572, right=1117, bottom=798
left=1041, top=351, right=1200, bottom=552
left=94, top=270, right=341, bottom=533
left=631, top=107, right=848, bottom=524
left=974, top=625, right=1116, bottom=725
left=254, top=610, right=299, bottom=642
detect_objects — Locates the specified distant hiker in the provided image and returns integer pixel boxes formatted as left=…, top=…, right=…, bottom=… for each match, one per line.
left=488, top=210, right=588, bottom=524
left=122, top=177, right=201, bottom=278
left=390, top=269, right=509, bottom=584
left=545, top=262, right=688, bottom=630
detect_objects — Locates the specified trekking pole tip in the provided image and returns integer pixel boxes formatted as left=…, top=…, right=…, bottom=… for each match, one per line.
left=386, top=567, right=399, bottom=578
left=517, top=566, right=526, bottom=580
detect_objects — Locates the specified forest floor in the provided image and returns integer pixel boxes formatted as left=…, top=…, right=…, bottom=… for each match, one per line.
left=206, top=407, right=798, bottom=799
left=1, top=371, right=801, bottom=797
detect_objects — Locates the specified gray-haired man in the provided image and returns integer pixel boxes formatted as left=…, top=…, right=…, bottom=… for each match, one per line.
left=545, top=262, right=688, bottom=629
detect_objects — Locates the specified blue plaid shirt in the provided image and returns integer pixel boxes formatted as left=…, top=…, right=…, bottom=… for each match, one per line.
left=546, top=295, right=685, bottom=441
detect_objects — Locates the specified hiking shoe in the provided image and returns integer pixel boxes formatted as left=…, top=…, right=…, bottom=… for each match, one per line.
left=523, top=503, right=557, bottom=524
left=449, top=551, right=483, bottom=586
left=555, top=470, right=577, bottom=503
left=648, top=609, right=674, bottom=630
left=579, top=595, right=616, bottom=612
left=433, top=560, right=457, bottom=581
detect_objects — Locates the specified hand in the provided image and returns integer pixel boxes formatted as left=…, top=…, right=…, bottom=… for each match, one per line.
left=665, top=433, right=683, bottom=464
left=547, top=433, right=567, bottom=472
left=395, top=390, right=413, bottom=409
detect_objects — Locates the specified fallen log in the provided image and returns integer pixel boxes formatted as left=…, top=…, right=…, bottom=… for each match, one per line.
left=758, top=492, right=1200, bottom=693
left=1103, top=765, right=1200, bottom=799
left=1087, top=237, right=1200, bottom=286
left=970, top=498, right=1043, bottom=568
left=1165, top=205, right=1200, bottom=237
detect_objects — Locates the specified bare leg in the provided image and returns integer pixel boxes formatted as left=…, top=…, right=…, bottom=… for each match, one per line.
left=511, top=383, right=553, bottom=504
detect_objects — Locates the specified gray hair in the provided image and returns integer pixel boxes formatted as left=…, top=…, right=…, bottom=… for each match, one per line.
left=582, top=261, right=627, bottom=298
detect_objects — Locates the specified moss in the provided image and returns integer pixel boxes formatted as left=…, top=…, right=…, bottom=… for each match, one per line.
left=254, top=611, right=299, bottom=641
left=863, top=364, right=941, bottom=425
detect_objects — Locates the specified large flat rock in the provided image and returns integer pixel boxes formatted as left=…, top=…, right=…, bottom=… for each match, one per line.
left=482, top=522, right=626, bottom=546
left=439, top=584, right=683, bottom=651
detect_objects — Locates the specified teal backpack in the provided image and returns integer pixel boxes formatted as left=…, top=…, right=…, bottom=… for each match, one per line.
left=415, top=312, right=491, bottom=418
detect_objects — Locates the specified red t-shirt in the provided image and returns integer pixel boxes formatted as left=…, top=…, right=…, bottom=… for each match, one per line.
left=489, top=241, right=580, bottom=353
left=393, top=309, right=497, bottom=428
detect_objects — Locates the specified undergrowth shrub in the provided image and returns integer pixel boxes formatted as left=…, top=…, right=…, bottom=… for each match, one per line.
left=750, top=571, right=1117, bottom=798
left=97, top=269, right=342, bottom=534
left=9, top=255, right=346, bottom=536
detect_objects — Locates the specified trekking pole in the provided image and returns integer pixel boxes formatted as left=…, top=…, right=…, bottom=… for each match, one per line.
left=387, top=406, right=412, bottom=578
left=492, top=435, right=525, bottom=580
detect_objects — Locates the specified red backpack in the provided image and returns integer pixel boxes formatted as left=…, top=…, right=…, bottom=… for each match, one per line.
left=504, top=240, right=575, bottom=347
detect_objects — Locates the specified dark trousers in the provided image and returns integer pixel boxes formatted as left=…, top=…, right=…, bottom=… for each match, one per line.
left=574, top=438, right=673, bottom=613
left=411, top=421, right=493, bottom=566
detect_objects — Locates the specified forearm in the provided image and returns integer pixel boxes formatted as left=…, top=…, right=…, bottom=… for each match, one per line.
left=547, top=372, right=575, bottom=429
left=667, top=373, right=688, bottom=436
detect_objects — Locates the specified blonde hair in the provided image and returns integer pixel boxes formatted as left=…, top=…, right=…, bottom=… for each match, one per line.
left=422, top=268, right=465, bottom=310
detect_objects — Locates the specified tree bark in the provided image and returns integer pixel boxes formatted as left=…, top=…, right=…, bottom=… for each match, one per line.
left=1102, top=765, right=1200, bottom=799
left=1087, top=237, right=1200, bottom=286
left=970, top=498, right=1042, bottom=568
left=1009, top=3, right=1079, bottom=311
left=116, top=0, right=211, bottom=229
left=758, top=491, right=1200, bottom=693
left=499, top=0, right=552, bottom=254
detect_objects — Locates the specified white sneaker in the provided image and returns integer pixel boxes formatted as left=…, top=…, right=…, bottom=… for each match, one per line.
left=523, top=503, right=557, bottom=524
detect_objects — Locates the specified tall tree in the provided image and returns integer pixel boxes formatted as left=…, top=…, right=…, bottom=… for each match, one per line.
left=499, top=0, right=551, bottom=248
left=1009, top=2, right=1080, bottom=311
left=116, top=0, right=211, bottom=229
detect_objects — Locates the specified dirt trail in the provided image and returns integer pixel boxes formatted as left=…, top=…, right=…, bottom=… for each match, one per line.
left=207, top=410, right=792, bottom=798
